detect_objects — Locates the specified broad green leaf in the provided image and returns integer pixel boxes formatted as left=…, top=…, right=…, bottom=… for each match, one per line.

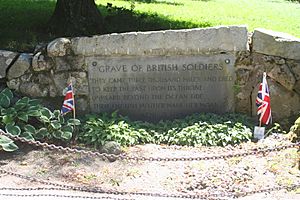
left=24, top=124, right=36, bottom=134
left=1, top=143, right=18, bottom=152
left=53, top=130, right=63, bottom=139
left=1, top=107, right=17, bottom=115
left=67, top=118, right=81, bottom=126
left=16, top=97, right=29, bottom=106
left=53, top=110, right=61, bottom=118
left=1, top=88, right=13, bottom=99
left=28, top=99, right=41, bottom=106
left=18, top=112, right=29, bottom=122
left=14, top=103, right=27, bottom=110
left=61, top=131, right=72, bottom=140
left=0, top=135, right=13, bottom=145
left=0, top=94, right=10, bottom=108
left=50, top=120, right=62, bottom=130
left=36, top=128, right=48, bottom=139
left=39, top=115, right=50, bottom=123
left=28, top=106, right=41, bottom=111
left=14, top=97, right=30, bottom=110
left=21, top=132, right=34, bottom=141
left=0, top=88, right=14, bottom=99
left=27, top=110, right=41, bottom=117
left=5, top=124, right=21, bottom=136
left=61, top=125, right=73, bottom=133
left=40, top=108, right=53, bottom=119
left=58, top=114, right=64, bottom=123
left=2, top=115, right=14, bottom=125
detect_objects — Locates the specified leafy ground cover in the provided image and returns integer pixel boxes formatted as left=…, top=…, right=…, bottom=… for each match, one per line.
left=0, top=87, right=257, bottom=151
left=0, top=0, right=300, bottom=52
left=79, top=112, right=253, bottom=148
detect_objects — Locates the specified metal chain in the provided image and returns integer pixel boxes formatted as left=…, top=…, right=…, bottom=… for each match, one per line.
left=232, top=184, right=300, bottom=198
left=1, top=168, right=300, bottom=199
left=0, top=187, right=70, bottom=191
left=1, top=130, right=299, bottom=162
left=0, top=193, right=134, bottom=200
left=0, top=169, right=225, bottom=199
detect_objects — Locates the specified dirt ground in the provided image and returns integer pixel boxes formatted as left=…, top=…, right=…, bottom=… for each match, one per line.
left=0, top=134, right=299, bottom=200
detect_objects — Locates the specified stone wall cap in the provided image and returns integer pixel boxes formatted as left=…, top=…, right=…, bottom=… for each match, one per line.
left=255, top=28, right=300, bottom=41
left=71, top=26, right=248, bottom=56
left=252, top=28, right=300, bottom=60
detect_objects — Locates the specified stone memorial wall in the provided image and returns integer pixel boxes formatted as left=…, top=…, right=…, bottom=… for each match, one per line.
left=0, top=26, right=299, bottom=122
left=88, top=54, right=235, bottom=120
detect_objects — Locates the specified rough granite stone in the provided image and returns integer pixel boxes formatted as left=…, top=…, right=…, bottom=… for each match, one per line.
left=76, top=97, right=89, bottom=112
left=32, top=52, right=53, bottom=71
left=53, top=72, right=88, bottom=96
left=54, top=56, right=86, bottom=72
left=253, top=28, right=300, bottom=60
left=7, top=78, right=20, bottom=90
left=19, top=82, right=48, bottom=97
left=20, top=73, right=33, bottom=82
left=100, top=141, right=122, bottom=155
left=268, top=64, right=296, bottom=91
left=294, top=80, right=300, bottom=94
left=0, top=50, right=18, bottom=78
left=235, top=91, right=251, bottom=114
left=236, top=68, right=251, bottom=86
left=47, top=38, right=71, bottom=57
left=288, top=60, right=300, bottom=81
left=49, top=84, right=58, bottom=97
left=7, top=53, right=32, bottom=80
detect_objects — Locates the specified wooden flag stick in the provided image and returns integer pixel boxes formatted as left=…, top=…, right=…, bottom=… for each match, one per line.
left=259, top=120, right=262, bottom=127
left=71, top=82, right=76, bottom=126
left=72, top=91, right=76, bottom=120
left=69, top=76, right=76, bottom=132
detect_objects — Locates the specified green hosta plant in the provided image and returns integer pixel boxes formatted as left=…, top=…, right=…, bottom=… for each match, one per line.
left=159, top=121, right=252, bottom=146
left=0, top=135, right=18, bottom=152
left=80, top=112, right=153, bottom=148
left=0, top=88, right=80, bottom=151
left=79, top=112, right=253, bottom=148
left=37, top=108, right=81, bottom=141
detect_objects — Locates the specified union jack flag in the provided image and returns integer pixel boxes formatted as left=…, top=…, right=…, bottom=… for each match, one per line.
left=61, top=83, right=75, bottom=115
left=256, top=72, right=272, bottom=125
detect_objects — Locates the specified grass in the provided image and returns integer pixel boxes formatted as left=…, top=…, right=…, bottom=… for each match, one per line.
left=0, top=0, right=299, bottom=52
left=98, top=0, right=300, bottom=36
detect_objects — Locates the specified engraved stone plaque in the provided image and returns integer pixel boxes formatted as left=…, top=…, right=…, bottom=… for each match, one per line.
left=87, top=54, right=236, bottom=121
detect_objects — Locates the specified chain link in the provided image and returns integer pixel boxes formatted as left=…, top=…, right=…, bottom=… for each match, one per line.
left=232, top=184, right=300, bottom=198
left=1, top=169, right=300, bottom=199
left=0, top=169, right=225, bottom=199
left=1, top=130, right=299, bottom=162
left=0, top=192, right=134, bottom=200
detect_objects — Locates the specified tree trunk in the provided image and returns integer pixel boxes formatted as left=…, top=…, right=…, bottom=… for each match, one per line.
left=48, top=0, right=104, bottom=37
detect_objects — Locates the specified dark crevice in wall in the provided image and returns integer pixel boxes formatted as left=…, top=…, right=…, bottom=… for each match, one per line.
left=5, top=53, right=21, bottom=80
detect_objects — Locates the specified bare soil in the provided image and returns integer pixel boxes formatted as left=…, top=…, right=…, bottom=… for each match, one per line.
left=0, top=134, right=299, bottom=200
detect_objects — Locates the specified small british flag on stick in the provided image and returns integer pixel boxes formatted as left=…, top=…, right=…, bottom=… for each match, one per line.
left=256, top=72, right=272, bottom=126
left=61, top=82, right=75, bottom=117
